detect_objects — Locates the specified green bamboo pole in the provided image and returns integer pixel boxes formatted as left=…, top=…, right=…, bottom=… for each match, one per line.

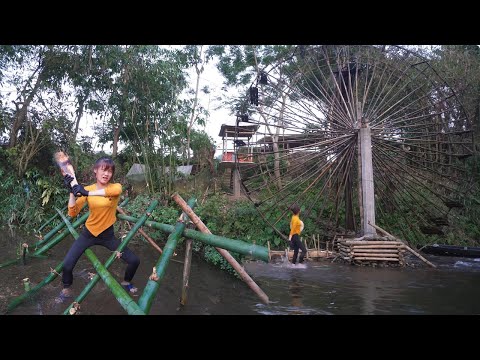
left=0, top=254, right=49, bottom=269
left=36, top=205, right=68, bottom=232
left=33, top=204, right=87, bottom=248
left=137, top=198, right=196, bottom=314
left=56, top=209, right=145, bottom=315
left=63, top=200, right=159, bottom=315
left=116, top=215, right=269, bottom=262
left=33, top=212, right=90, bottom=255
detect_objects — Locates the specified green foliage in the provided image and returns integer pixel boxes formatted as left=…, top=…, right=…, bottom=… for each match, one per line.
left=0, top=165, right=68, bottom=232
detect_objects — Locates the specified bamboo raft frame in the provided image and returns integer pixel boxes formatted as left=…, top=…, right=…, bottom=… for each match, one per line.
left=3, top=194, right=271, bottom=315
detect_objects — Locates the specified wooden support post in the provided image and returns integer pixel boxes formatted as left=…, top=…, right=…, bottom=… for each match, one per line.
left=360, top=116, right=375, bottom=236
left=180, top=239, right=193, bottom=306
left=233, top=168, right=241, bottom=198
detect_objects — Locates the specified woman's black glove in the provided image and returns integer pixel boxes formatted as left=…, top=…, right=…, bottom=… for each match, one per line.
left=63, top=174, right=74, bottom=192
left=72, top=184, right=89, bottom=197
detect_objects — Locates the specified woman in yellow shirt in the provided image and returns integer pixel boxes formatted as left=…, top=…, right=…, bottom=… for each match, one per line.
left=289, top=204, right=307, bottom=265
left=57, top=157, right=140, bottom=302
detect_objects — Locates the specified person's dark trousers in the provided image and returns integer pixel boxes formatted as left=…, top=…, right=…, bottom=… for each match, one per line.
left=61, top=225, right=140, bottom=288
left=291, top=234, right=307, bottom=264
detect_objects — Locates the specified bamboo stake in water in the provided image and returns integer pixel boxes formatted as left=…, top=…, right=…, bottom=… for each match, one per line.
left=137, top=198, right=196, bottom=314
left=180, top=239, right=193, bottom=306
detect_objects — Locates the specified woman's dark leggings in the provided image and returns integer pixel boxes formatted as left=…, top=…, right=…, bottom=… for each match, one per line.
left=61, top=225, right=140, bottom=288
left=291, top=234, right=307, bottom=264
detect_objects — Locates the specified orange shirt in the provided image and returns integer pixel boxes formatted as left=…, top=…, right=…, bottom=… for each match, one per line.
left=68, top=183, right=122, bottom=237
left=289, top=214, right=302, bottom=237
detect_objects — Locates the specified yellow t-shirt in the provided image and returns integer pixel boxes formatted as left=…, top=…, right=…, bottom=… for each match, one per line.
left=289, top=214, right=303, bottom=238
left=68, top=183, right=122, bottom=237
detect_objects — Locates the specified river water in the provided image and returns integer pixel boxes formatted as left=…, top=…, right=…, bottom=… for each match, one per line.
left=1, top=229, right=480, bottom=315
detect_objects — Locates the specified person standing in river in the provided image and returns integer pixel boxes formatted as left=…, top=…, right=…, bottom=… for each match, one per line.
left=288, top=204, right=307, bottom=265
left=56, top=157, right=140, bottom=303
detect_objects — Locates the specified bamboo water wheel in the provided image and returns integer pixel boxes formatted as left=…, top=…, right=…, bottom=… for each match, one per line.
left=236, top=45, right=474, bottom=261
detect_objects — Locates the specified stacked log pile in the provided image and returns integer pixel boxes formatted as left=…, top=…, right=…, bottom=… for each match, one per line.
left=337, top=237, right=405, bottom=266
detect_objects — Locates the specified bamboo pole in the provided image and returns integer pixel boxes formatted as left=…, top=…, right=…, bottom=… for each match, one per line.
left=33, top=203, right=88, bottom=248
left=116, top=214, right=269, bottom=262
left=57, top=209, right=145, bottom=315
left=34, top=212, right=90, bottom=255
left=172, top=192, right=269, bottom=305
left=63, top=201, right=159, bottom=315
left=4, top=200, right=129, bottom=311
left=180, top=239, right=193, bottom=306
left=36, top=205, right=68, bottom=232
left=137, top=198, right=196, bottom=314
left=368, top=221, right=436, bottom=268
left=116, top=206, right=163, bottom=254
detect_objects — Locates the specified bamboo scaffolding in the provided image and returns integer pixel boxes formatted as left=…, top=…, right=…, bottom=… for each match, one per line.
left=116, top=206, right=163, bottom=255
left=33, top=203, right=88, bottom=248
left=116, top=214, right=269, bottom=262
left=33, top=212, right=90, bottom=255
left=33, top=198, right=129, bottom=256
left=57, top=210, right=145, bottom=315
left=137, top=198, right=196, bottom=314
left=63, top=201, right=159, bottom=315
left=0, top=200, right=106, bottom=270
left=172, top=192, right=269, bottom=305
